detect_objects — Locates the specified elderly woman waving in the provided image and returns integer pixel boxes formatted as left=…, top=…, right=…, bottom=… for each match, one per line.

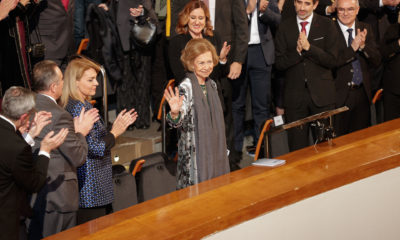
left=165, top=38, right=230, bottom=190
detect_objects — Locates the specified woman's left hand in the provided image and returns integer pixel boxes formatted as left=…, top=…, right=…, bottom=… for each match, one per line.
left=219, top=41, right=231, bottom=63
left=130, top=5, right=143, bottom=17
left=110, top=109, right=138, bottom=138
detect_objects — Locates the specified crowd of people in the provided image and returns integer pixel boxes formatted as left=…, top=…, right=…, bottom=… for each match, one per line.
left=0, top=0, right=400, bottom=238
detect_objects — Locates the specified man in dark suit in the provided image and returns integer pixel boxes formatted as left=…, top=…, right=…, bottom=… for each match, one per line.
left=333, top=0, right=381, bottom=136
left=31, top=0, right=75, bottom=67
left=231, top=0, right=281, bottom=155
left=0, top=86, right=67, bottom=240
left=275, top=0, right=340, bottom=151
left=27, top=60, right=99, bottom=238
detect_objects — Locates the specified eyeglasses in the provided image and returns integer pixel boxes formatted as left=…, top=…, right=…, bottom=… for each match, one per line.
left=337, top=7, right=356, bottom=14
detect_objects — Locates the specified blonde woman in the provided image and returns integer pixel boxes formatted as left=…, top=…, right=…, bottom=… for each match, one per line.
left=61, top=56, right=137, bottom=224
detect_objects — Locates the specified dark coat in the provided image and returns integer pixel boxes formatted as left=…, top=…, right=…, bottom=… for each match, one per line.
left=30, top=0, right=75, bottom=65
left=275, top=13, right=340, bottom=108
left=257, top=0, right=281, bottom=65
left=381, top=23, right=400, bottom=95
left=31, top=94, right=88, bottom=213
left=334, top=20, right=381, bottom=107
left=0, top=117, right=49, bottom=240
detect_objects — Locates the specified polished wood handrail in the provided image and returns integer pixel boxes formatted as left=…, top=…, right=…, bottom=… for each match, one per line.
left=44, top=119, right=400, bottom=240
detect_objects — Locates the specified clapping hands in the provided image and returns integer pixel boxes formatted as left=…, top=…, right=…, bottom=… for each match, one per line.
left=351, top=28, right=367, bottom=51
left=74, top=108, right=99, bottom=136
left=19, top=111, right=52, bottom=139
left=297, top=31, right=310, bottom=53
left=110, top=109, right=138, bottom=138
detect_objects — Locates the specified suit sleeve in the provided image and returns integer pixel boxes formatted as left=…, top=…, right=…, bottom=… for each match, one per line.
left=143, top=0, right=161, bottom=34
left=231, top=0, right=249, bottom=63
left=381, top=24, right=400, bottom=62
left=275, top=23, right=303, bottom=71
left=168, top=36, right=186, bottom=83
left=336, top=24, right=380, bottom=68
left=56, top=111, right=88, bottom=168
left=259, top=0, right=281, bottom=26
left=13, top=145, right=49, bottom=193
left=359, top=0, right=380, bottom=10
left=302, top=20, right=339, bottom=69
left=359, top=24, right=381, bottom=67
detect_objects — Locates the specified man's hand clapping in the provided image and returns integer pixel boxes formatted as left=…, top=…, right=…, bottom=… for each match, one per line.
left=40, top=128, right=68, bottom=153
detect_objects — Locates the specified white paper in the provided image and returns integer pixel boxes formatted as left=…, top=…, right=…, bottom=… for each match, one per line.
left=252, top=158, right=286, bottom=167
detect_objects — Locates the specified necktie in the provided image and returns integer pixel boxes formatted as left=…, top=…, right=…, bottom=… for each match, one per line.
left=347, top=28, right=363, bottom=85
left=300, top=21, right=308, bottom=35
left=61, top=0, right=69, bottom=11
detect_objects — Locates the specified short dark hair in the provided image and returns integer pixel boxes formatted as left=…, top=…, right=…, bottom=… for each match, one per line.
left=1, top=86, right=36, bottom=121
left=295, top=0, right=319, bottom=5
left=32, top=60, right=59, bottom=92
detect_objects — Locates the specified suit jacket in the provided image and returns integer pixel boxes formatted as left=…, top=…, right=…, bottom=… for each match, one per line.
left=256, top=0, right=281, bottom=65
left=334, top=20, right=381, bottom=107
left=381, top=23, right=400, bottom=95
left=275, top=13, right=340, bottom=108
left=0, top=118, right=49, bottom=240
left=31, top=0, right=75, bottom=65
left=171, top=0, right=249, bottom=64
left=31, top=94, right=88, bottom=213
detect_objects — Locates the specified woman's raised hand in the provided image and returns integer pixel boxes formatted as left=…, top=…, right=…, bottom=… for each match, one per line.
left=219, top=41, right=231, bottom=63
left=164, top=86, right=184, bottom=119
left=110, top=109, right=138, bottom=138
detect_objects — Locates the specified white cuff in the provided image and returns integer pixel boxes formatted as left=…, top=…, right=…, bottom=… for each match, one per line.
left=38, top=150, right=50, bottom=159
left=23, top=133, right=35, bottom=147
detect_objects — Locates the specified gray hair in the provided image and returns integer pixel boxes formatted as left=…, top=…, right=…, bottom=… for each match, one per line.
left=337, top=0, right=359, bottom=6
left=32, top=60, right=59, bottom=92
left=1, top=86, right=36, bottom=121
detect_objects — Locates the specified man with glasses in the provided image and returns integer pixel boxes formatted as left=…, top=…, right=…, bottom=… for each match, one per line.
left=333, top=0, right=381, bottom=136
left=275, top=0, right=340, bottom=151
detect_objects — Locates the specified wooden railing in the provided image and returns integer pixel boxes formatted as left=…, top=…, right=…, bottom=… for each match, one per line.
left=44, top=119, right=400, bottom=240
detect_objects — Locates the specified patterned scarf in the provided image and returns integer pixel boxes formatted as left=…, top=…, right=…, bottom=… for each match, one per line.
left=187, top=72, right=230, bottom=183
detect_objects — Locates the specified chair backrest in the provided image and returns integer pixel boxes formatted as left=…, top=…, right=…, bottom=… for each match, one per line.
left=372, top=89, right=383, bottom=104
left=133, top=152, right=176, bottom=202
left=157, top=79, right=175, bottom=121
left=112, top=165, right=138, bottom=211
left=77, top=38, right=90, bottom=54
left=131, top=159, right=146, bottom=176
left=254, top=119, right=273, bottom=161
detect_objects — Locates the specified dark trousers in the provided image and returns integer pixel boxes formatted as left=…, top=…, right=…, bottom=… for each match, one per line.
left=28, top=211, right=76, bottom=239
left=77, top=204, right=113, bottom=225
left=334, top=86, right=370, bottom=137
left=231, top=44, right=272, bottom=152
left=285, top=84, right=334, bottom=152
left=384, top=91, right=400, bottom=121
